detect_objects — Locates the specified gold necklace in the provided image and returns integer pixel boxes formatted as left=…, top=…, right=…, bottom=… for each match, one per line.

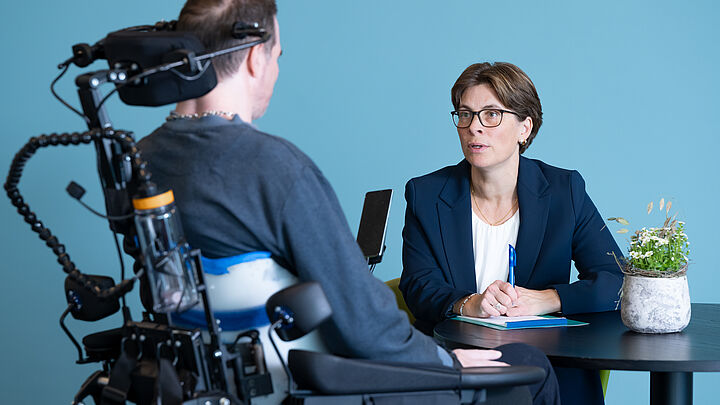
left=470, top=184, right=518, bottom=226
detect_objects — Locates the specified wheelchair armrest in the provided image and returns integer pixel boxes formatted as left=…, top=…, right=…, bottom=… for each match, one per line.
left=288, top=349, right=545, bottom=395
left=460, top=365, right=545, bottom=389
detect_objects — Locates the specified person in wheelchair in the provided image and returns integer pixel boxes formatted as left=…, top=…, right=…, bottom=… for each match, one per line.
left=133, top=0, right=561, bottom=403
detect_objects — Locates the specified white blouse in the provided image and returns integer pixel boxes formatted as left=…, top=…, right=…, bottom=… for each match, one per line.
left=471, top=207, right=520, bottom=293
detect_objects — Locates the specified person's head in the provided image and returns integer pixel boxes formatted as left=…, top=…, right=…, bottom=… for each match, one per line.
left=451, top=63, right=542, bottom=170
left=178, top=0, right=280, bottom=119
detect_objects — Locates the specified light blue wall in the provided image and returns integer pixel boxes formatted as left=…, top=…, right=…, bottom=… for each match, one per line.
left=1, top=0, right=717, bottom=403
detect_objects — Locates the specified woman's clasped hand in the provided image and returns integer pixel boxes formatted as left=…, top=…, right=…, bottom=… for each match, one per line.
left=456, top=280, right=561, bottom=318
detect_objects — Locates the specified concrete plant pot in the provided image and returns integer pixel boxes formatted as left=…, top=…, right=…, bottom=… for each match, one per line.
left=620, top=273, right=691, bottom=333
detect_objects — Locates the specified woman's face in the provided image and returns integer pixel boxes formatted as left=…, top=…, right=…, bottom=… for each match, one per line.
left=456, top=84, right=531, bottom=172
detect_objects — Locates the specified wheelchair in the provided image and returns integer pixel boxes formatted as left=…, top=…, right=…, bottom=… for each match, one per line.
left=73, top=282, right=544, bottom=405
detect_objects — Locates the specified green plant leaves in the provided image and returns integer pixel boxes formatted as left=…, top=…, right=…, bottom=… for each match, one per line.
left=606, top=198, right=689, bottom=274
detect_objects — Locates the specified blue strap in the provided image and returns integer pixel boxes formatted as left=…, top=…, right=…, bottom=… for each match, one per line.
left=173, top=305, right=270, bottom=331
left=200, top=251, right=272, bottom=275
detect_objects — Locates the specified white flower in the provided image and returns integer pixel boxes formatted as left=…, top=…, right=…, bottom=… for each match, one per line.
left=652, top=236, right=669, bottom=246
left=638, top=232, right=653, bottom=246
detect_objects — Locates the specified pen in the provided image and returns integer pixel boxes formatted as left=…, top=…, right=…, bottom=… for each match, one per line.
left=508, top=244, right=516, bottom=287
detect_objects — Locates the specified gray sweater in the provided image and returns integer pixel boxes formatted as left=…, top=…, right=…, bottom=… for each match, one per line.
left=138, top=115, right=451, bottom=366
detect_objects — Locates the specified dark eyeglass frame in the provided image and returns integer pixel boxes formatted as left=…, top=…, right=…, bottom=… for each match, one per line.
left=450, top=109, right=520, bottom=128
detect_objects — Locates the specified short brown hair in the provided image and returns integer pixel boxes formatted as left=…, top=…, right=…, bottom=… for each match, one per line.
left=451, top=62, right=543, bottom=153
left=178, top=0, right=277, bottom=79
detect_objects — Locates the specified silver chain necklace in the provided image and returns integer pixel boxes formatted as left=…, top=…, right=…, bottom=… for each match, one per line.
left=166, top=110, right=237, bottom=121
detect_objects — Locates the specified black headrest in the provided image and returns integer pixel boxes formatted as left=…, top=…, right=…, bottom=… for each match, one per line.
left=103, top=30, right=217, bottom=107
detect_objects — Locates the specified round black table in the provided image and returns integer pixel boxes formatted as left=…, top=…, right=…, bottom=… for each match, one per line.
left=434, top=303, right=720, bottom=405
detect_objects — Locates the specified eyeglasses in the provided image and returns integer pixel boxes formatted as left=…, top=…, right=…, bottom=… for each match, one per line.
left=450, top=109, right=520, bottom=128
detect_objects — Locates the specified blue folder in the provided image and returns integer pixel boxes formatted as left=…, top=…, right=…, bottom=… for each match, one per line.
left=453, top=315, right=588, bottom=330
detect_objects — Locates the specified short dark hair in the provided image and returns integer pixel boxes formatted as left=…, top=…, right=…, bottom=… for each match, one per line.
left=178, top=0, right=277, bottom=79
left=451, top=62, right=543, bottom=153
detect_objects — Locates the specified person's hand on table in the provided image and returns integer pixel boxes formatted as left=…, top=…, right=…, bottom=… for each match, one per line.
left=454, top=280, right=519, bottom=317
left=454, top=283, right=562, bottom=317
left=452, top=348, right=509, bottom=367
left=504, top=287, right=561, bottom=317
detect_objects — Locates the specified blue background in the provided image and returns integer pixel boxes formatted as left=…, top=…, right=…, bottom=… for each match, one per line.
left=1, top=0, right=718, bottom=403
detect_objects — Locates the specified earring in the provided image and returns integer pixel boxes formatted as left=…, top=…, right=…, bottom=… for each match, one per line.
left=519, top=139, right=527, bottom=146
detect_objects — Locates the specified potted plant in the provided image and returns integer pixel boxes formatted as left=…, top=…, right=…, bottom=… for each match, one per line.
left=607, top=198, right=691, bottom=333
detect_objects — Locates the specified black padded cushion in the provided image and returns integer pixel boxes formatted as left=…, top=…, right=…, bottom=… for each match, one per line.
left=83, top=327, right=123, bottom=362
left=288, top=349, right=545, bottom=395
left=103, top=30, right=217, bottom=107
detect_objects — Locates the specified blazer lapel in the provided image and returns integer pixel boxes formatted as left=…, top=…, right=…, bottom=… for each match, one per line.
left=515, top=157, right=551, bottom=286
left=437, top=161, right=477, bottom=292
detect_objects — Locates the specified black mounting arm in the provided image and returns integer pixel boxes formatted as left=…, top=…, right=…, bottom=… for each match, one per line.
left=76, top=71, right=135, bottom=235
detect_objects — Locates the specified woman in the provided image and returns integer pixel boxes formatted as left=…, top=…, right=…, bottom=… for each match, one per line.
left=400, top=62, right=623, bottom=405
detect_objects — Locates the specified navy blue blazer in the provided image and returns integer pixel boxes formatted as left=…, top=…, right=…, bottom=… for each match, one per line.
left=400, top=156, right=624, bottom=335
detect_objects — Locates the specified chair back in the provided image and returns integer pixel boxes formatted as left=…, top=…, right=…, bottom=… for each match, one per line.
left=174, top=253, right=327, bottom=404
left=385, top=277, right=416, bottom=324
